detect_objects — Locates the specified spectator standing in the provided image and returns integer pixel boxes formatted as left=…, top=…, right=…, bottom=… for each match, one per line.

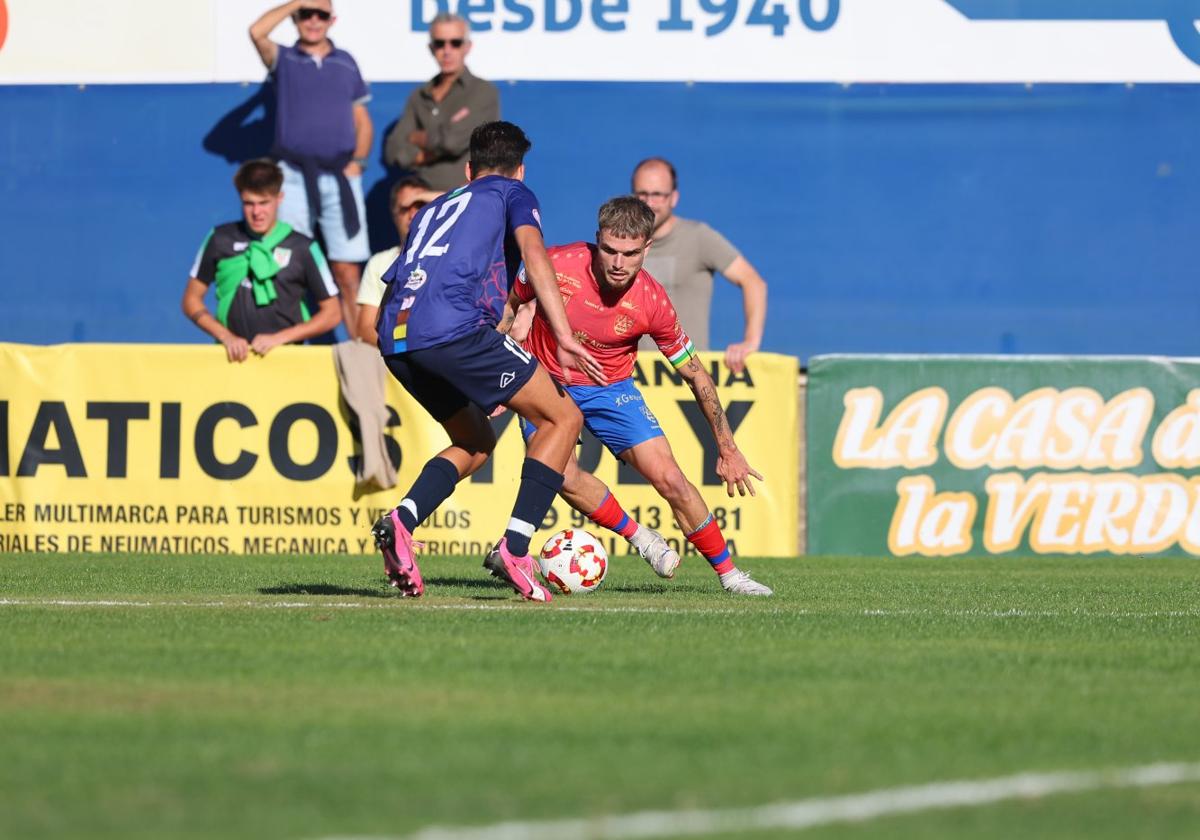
left=384, top=13, right=499, bottom=192
left=249, top=0, right=372, bottom=338
left=631, top=158, right=768, bottom=373
left=354, top=176, right=440, bottom=341
left=181, top=160, right=342, bottom=362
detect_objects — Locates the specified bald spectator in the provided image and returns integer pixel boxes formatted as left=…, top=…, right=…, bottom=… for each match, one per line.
left=249, top=0, right=373, bottom=338
left=632, top=158, right=768, bottom=373
left=384, top=13, right=499, bottom=192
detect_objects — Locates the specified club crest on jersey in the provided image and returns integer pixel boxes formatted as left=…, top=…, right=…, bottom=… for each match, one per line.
left=613, top=314, right=635, bottom=336
left=273, top=247, right=292, bottom=267
left=404, top=266, right=428, bottom=290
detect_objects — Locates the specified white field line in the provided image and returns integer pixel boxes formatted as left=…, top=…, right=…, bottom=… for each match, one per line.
left=0, top=598, right=752, bottom=616
left=0, top=598, right=1197, bottom=618
left=317, top=761, right=1200, bottom=840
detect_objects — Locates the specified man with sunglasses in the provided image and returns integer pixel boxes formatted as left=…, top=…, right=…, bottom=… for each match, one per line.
left=354, top=176, right=441, bottom=341
left=250, top=0, right=373, bottom=339
left=384, top=13, right=499, bottom=192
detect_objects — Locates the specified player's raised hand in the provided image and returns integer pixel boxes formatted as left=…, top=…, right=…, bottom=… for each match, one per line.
left=557, top=334, right=608, bottom=386
left=716, top=449, right=763, bottom=498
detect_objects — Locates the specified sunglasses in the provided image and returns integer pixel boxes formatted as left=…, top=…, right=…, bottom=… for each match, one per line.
left=430, top=38, right=465, bottom=49
left=296, top=8, right=332, bottom=21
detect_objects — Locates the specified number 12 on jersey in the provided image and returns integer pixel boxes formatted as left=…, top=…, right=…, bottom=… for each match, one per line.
left=405, top=193, right=473, bottom=264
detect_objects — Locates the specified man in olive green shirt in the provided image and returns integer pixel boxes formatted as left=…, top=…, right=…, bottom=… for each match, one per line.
left=384, top=13, right=499, bottom=191
left=632, top=157, right=768, bottom=374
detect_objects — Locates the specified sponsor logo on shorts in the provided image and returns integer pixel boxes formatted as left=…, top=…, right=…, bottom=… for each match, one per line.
left=614, top=392, right=643, bottom=407
left=500, top=371, right=516, bottom=388
left=640, top=404, right=660, bottom=427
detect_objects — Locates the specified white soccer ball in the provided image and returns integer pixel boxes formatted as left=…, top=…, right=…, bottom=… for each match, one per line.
left=537, top=529, right=608, bottom=595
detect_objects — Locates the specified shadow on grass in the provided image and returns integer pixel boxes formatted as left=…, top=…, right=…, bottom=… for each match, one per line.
left=604, top=582, right=706, bottom=594
left=423, top=574, right=540, bottom=602
left=258, top=583, right=390, bottom=598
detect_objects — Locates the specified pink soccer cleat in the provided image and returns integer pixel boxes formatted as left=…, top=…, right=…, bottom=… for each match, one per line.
left=483, top=538, right=553, bottom=603
left=372, top=509, right=424, bottom=597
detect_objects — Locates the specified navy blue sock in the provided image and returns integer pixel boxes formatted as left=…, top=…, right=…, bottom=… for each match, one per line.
left=397, top=456, right=459, bottom=532
left=504, top=458, right=564, bottom=556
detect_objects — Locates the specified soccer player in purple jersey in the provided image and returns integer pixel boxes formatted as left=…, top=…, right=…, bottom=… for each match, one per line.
left=371, top=121, right=605, bottom=603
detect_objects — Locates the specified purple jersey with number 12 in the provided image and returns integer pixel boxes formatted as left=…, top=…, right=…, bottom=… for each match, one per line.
left=376, top=174, right=542, bottom=356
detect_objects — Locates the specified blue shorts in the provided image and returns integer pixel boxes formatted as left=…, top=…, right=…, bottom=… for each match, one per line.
left=521, top=379, right=663, bottom=456
left=278, top=161, right=371, bottom=262
left=384, top=329, right=538, bottom=422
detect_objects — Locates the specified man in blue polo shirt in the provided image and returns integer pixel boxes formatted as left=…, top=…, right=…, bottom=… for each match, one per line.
left=250, top=0, right=373, bottom=338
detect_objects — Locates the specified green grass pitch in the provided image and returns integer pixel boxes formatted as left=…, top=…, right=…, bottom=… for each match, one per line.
left=1, top=550, right=1199, bottom=839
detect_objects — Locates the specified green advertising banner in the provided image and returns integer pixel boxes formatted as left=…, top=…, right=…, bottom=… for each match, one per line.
left=807, top=355, right=1200, bottom=557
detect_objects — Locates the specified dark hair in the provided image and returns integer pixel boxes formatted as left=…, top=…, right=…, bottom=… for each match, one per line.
left=632, top=157, right=678, bottom=191
left=598, top=196, right=655, bottom=241
left=389, top=175, right=430, bottom=206
left=469, top=121, right=532, bottom=177
left=233, top=159, right=283, bottom=195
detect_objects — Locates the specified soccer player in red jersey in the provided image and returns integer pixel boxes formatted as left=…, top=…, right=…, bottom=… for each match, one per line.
left=501, top=196, right=771, bottom=596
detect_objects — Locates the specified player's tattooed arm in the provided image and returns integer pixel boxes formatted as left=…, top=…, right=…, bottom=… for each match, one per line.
left=678, top=357, right=763, bottom=497
left=679, top=358, right=734, bottom=449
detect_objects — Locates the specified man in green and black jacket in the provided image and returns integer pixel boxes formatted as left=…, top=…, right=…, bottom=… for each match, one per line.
left=182, top=159, right=342, bottom=362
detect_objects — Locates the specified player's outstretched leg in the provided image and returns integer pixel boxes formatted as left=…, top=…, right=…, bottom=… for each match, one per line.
left=590, top=490, right=680, bottom=578
left=622, top=437, right=772, bottom=596
left=375, top=405, right=497, bottom=595
left=483, top=368, right=582, bottom=602
left=687, top=515, right=773, bottom=597
left=520, top=420, right=682, bottom=578
left=559, top=451, right=681, bottom=578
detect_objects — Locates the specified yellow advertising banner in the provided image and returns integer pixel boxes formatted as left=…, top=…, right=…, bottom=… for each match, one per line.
left=0, top=344, right=799, bottom=558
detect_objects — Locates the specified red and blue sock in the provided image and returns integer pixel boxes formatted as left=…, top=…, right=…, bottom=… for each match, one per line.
left=588, top=492, right=639, bottom=539
left=687, top=514, right=735, bottom=575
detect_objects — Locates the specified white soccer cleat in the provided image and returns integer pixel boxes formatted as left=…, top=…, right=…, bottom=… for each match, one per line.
left=628, top=526, right=680, bottom=579
left=719, top=568, right=773, bottom=597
